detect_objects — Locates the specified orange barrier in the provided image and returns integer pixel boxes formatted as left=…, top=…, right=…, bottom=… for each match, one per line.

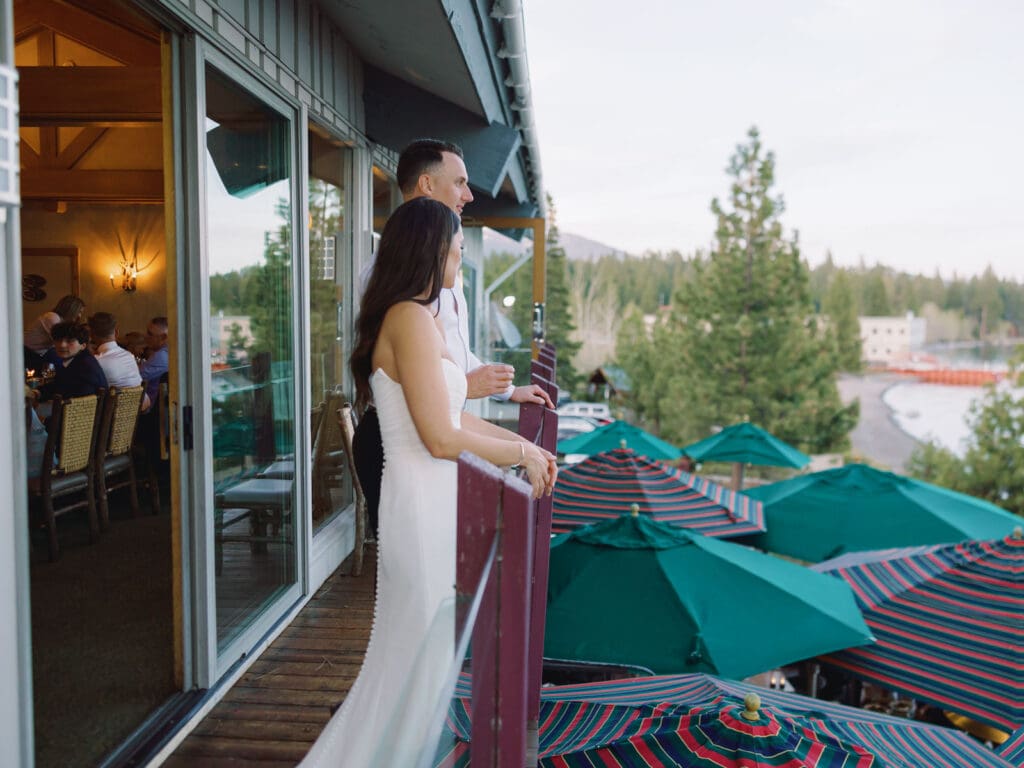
left=888, top=368, right=1006, bottom=386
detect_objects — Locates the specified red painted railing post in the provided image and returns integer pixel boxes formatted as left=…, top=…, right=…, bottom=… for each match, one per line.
left=496, top=474, right=534, bottom=767
left=516, top=402, right=543, bottom=445
left=456, top=454, right=502, bottom=766
left=524, top=407, right=556, bottom=766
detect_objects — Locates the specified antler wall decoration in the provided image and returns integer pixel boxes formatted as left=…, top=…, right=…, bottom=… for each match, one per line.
left=110, top=232, right=159, bottom=292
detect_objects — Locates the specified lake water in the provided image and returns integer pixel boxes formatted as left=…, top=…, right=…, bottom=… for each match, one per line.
left=883, top=380, right=1022, bottom=457
left=880, top=343, right=1021, bottom=456
left=882, top=383, right=986, bottom=456
left=922, top=340, right=1024, bottom=369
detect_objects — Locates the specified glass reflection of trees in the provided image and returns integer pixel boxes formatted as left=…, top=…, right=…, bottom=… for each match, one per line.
left=308, top=177, right=344, bottom=403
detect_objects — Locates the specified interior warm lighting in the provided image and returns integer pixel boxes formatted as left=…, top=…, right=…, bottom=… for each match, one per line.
left=110, top=265, right=139, bottom=292
left=110, top=232, right=157, bottom=293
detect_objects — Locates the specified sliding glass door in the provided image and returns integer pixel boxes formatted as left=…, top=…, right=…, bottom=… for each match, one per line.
left=199, top=57, right=303, bottom=667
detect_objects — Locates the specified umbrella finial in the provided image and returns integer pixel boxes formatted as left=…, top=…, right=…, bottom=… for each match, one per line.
left=741, top=693, right=761, bottom=721
left=620, top=439, right=628, bottom=450
left=630, top=503, right=640, bottom=517
left=1014, top=526, right=1023, bottom=540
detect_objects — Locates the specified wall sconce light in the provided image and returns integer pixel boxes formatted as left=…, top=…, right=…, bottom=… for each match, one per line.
left=110, top=232, right=158, bottom=293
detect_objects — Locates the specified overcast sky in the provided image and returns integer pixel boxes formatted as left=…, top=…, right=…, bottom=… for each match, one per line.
left=523, top=0, right=1024, bottom=281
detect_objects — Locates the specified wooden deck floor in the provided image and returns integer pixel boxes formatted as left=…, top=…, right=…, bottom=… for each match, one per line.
left=164, top=546, right=376, bottom=767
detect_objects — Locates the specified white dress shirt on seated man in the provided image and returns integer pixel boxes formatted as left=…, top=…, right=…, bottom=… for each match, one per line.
left=95, top=340, right=143, bottom=390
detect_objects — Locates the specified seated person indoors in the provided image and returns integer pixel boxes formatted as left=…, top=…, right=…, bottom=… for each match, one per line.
left=23, top=294, right=86, bottom=365
left=89, top=311, right=148, bottom=410
left=139, top=316, right=169, bottom=412
left=39, top=321, right=107, bottom=402
left=119, top=330, right=147, bottom=364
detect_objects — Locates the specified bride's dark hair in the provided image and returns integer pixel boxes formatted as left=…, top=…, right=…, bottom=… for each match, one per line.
left=350, top=197, right=461, bottom=411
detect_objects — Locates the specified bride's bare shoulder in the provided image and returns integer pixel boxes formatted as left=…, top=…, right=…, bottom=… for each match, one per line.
left=382, top=301, right=439, bottom=339
left=384, top=300, right=432, bottom=321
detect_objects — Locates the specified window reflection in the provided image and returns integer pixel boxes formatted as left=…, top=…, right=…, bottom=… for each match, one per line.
left=204, top=65, right=297, bottom=651
left=309, top=126, right=353, bottom=531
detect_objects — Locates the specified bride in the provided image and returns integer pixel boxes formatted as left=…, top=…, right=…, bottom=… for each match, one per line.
left=300, top=197, right=556, bottom=767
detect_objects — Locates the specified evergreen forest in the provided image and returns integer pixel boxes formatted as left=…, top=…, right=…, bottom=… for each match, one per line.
left=485, top=128, right=1024, bottom=462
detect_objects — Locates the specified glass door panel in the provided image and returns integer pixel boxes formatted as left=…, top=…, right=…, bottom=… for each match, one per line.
left=308, top=127, right=352, bottom=532
left=203, top=64, right=298, bottom=651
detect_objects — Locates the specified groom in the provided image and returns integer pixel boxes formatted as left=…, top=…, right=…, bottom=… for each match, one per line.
left=353, top=138, right=554, bottom=531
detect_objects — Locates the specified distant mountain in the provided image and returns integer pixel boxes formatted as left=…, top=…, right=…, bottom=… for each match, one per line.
left=483, top=229, right=626, bottom=261
left=560, top=232, right=627, bottom=262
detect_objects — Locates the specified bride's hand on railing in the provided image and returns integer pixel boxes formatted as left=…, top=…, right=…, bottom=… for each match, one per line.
left=522, top=443, right=557, bottom=499
left=544, top=453, right=558, bottom=496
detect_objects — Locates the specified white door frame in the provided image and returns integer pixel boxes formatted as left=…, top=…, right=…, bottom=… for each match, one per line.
left=185, top=41, right=309, bottom=686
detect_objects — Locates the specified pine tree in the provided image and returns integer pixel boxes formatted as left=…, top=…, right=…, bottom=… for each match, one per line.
left=615, top=306, right=680, bottom=435
left=909, top=356, right=1024, bottom=517
left=661, top=127, right=857, bottom=452
left=861, top=271, right=891, bottom=315
left=824, top=270, right=863, bottom=372
left=543, top=194, right=583, bottom=394
left=248, top=198, right=294, bottom=363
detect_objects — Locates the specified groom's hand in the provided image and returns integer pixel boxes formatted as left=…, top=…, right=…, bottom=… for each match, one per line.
left=466, top=363, right=514, bottom=399
left=509, top=384, right=554, bottom=409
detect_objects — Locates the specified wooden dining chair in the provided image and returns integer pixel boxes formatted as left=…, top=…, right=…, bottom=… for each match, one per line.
left=28, top=392, right=101, bottom=561
left=93, top=385, right=145, bottom=529
left=311, top=391, right=346, bottom=517
left=337, top=403, right=367, bottom=576
left=139, top=380, right=170, bottom=516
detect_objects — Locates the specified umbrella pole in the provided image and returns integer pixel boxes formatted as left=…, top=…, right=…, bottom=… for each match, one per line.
left=732, top=462, right=745, bottom=491
left=803, top=660, right=819, bottom=697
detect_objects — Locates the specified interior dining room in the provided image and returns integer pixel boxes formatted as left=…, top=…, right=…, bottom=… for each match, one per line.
left=15, top=1, right=177, bottom=765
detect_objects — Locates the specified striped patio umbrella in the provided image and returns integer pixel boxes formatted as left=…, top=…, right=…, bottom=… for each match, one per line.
left=552, top=447, right=765, bottom=537
left=439, top=673, right=1013, bottom=767
left=744, top=463, right=1020, bottom=562
left=999, top=725, right=1024, bottom=766
left=544, top=513, right=872, bottom=678
left=557, top=420, right=682, bottom=461
left=814, top=531, right=1024, bottom=732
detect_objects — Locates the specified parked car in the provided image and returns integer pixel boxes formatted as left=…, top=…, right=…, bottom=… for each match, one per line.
left=557, top=401, right=612, bottom=424
left=556, top=415, right=599, bottom=443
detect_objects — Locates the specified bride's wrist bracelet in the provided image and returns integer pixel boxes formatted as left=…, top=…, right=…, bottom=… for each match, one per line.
left=511, top=441, right=525, bottom=469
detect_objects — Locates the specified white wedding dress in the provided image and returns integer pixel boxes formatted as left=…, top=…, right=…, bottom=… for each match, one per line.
left=300, top=358, right=465, bottom=767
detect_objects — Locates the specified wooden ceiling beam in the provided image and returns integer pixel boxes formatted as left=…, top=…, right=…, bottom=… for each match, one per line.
left=19, top=142, right=41, bottom=170
left=14, top=0, right=159, bottom=65
left=21, top=169, right=164, bottom=202
left=18, top=67, right=162, bottom=125
left=57, top=127, right=108, bottom=169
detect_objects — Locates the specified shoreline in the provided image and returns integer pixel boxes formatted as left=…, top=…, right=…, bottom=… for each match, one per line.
left=836, top=373, right=923, bottom=473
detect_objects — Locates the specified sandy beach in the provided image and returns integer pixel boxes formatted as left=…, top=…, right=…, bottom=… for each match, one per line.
left=836, top=373, right=922, bottom=473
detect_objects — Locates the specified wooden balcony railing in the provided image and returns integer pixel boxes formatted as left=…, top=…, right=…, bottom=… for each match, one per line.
left=453, top=346, right=558, bottom=767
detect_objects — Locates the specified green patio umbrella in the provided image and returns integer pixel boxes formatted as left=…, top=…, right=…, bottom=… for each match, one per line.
left=557, top=420, right=682, bottom=461
left=544, top=512, right=873, bottom=679
left=744, top=463, right=1021, bottom=563
left=682, top=422, right=810, bottom=490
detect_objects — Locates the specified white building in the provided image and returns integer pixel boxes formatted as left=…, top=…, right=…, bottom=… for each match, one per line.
left=860, top=313, right=927, bottom=365
left=210, top=313, right=253, bottom=362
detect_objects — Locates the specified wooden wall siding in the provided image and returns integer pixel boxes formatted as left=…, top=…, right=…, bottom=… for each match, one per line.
left=166, top=0, right=365, bottom=142
left=165, top=547, right=376, bottom=766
